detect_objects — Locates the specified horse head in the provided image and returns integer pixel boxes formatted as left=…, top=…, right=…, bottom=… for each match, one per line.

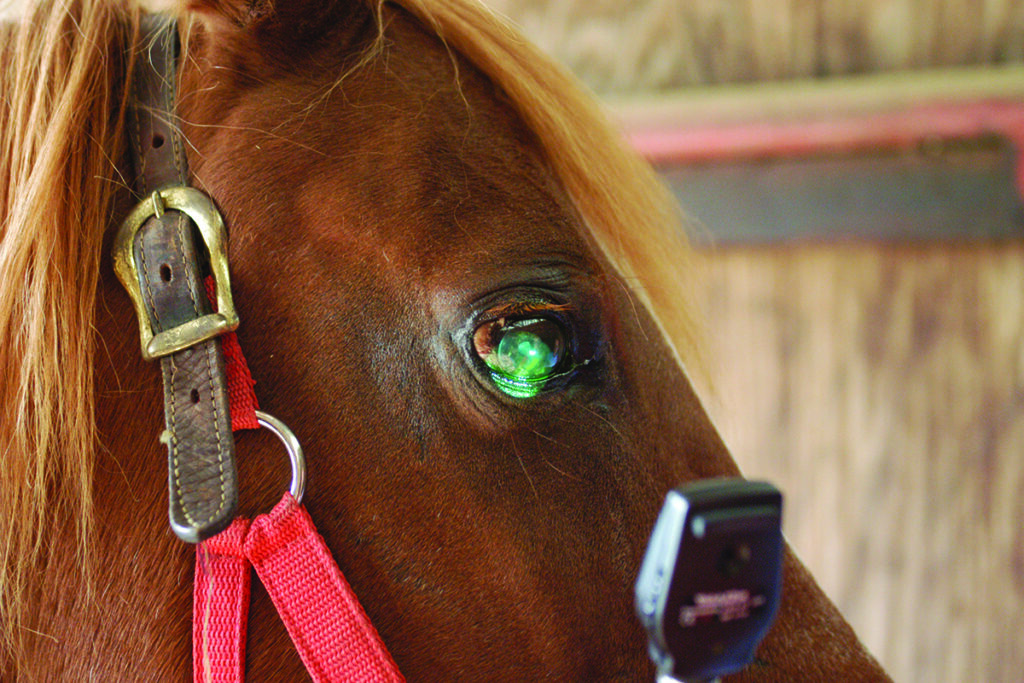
left=0, top=0, right=889, bottom=679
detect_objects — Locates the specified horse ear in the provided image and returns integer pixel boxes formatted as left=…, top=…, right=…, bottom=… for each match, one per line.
left=135, top=0, right=273, bottom=29
left=174, top=0, right=358, bottom=38
left=179, top=0, right=275, bottom=30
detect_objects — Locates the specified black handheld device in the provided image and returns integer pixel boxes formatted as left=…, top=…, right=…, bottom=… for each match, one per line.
left=635, top=479, right=784, bottom=682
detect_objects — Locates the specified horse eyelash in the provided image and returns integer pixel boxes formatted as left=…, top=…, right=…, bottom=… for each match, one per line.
left=481, top=301, right=573, bottom=320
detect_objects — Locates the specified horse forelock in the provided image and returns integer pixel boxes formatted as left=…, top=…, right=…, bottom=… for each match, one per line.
left=0, top=0, right=140, bottom=665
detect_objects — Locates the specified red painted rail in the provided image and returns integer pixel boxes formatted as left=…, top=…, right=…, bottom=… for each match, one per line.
left=625, top=100, right=1024, bottom=199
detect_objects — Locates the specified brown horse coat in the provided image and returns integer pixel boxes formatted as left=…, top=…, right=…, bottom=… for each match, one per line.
left=0, top=0, right=890, bottom=679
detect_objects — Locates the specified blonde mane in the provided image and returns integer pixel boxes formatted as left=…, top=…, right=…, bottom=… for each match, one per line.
left=0, top=0, right=139, bottom=662
left=0, top=0, right=697, bottom=666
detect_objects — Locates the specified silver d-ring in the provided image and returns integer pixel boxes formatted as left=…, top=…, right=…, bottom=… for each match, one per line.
left=255, top=410, right=306, bottom=504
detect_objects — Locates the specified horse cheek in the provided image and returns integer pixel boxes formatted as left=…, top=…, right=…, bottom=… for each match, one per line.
left=604, top=287, right=888, bottom=680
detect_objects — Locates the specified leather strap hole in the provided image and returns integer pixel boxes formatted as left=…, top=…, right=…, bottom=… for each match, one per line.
left=152, top=133, right=165, bottom=149
left=190, top=389, right=200, bottom=404
left=159, top=264, right=172, bottom=282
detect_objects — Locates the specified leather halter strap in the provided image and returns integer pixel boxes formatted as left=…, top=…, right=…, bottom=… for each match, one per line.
left=114, top=18, right=406, bottom=682
left=120, top=18, right=238, bottom=542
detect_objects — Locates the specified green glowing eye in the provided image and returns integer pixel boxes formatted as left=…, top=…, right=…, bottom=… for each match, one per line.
left=473, top=317, right=567, bottom=398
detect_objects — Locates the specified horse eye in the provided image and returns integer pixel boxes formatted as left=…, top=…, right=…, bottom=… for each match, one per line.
left=472, top=317, right=568, bottom=398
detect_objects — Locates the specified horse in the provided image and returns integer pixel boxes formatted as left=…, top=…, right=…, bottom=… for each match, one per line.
left=0, top=0, right=890, bottom=679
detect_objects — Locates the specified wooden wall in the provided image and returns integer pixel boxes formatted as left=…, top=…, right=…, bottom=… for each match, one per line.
left=691, top=244, right=1024, bottom=682
left=485, top=0, right=1024, bottom=93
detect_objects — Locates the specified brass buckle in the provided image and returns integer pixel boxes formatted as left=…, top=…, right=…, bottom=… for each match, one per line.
left=113, top=187, right=239, bottom=361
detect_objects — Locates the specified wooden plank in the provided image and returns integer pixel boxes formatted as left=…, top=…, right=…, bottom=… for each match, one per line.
left=608, top=65, right=1024, bottom=129
left=691, top=244, right=1024, bottom=683
left=486, top=0, right=1024, bottom=92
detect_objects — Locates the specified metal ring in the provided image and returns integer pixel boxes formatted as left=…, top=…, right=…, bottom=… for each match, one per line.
left=255, top=410, right=306, bottom=504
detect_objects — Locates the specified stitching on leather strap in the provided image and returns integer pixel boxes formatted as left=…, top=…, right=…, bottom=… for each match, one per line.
left=174, top=212, right=201, bottom=316
left=204, top=341, right=228, bottom=521
left=130, top=97, right=148, bottom=195
left=166, top=353, right=194, bottom=527
left=138, top=234, right=162, bottom=329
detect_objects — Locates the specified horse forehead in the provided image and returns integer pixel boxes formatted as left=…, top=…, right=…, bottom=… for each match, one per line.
left=286, top=72, right=595, bottom=286
left=192, top=11, right=599, bottom=290
left=294, top=149, right=594, bottom=287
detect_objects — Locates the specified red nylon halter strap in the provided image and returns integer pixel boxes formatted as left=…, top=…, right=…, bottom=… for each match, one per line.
left=194, top=518, right=250, bottom=682
left=194, top=495, right=404, bottom=683
left=193, top=292, right=404, bottom=681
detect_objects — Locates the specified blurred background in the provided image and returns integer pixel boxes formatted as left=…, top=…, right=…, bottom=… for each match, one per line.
left=482, top=1, right=1024, bottom=681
